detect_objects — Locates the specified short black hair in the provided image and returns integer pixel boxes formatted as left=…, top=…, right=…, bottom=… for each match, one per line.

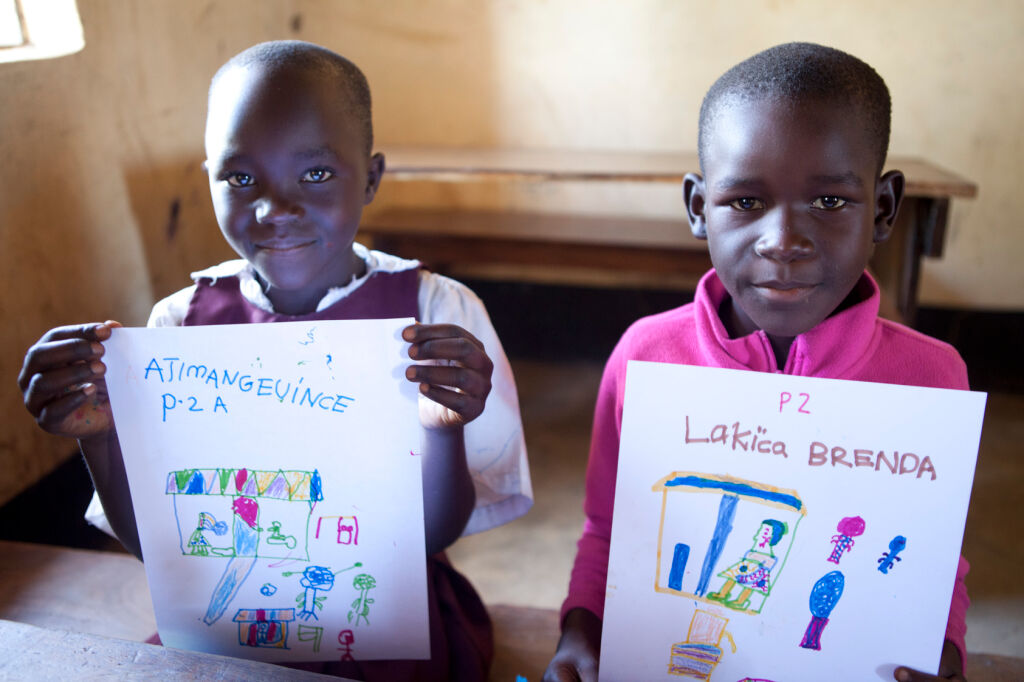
left=211, top=40, right=374, bottom=156
left=698, top=42, right=891, bottom=174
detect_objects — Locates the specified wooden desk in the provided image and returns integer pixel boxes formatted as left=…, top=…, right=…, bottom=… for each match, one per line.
left=0, top=540, right=341, bottom=680
left=367, top=148, right=977, bottom=323
left=0, top=619, right=340, bottom=680
left=1, top=541, right=1021, bottom=681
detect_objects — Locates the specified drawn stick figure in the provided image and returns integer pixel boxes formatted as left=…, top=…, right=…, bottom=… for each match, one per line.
left=827, top=516, right=865, bottom=564
left=338, top=629, right=355, bottom=661
left=878, top=535, right=907, bottom=574
left=348, top=574, right=376, bottom=626
left=292, top=565, right=337, bottom=621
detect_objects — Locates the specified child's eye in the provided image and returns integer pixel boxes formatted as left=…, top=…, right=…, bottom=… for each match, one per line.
left=729, top=198, right=764, bottom=211
left=301, top=168, right=335, bottom=183
left=812, top=196, right=847, bottom=209
left=225, top=173, right=255, bottom=188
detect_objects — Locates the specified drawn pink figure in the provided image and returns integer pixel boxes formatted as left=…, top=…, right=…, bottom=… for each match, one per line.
left=314, top=515, right=359, bottom=545
left=337, top=516, right=359, bottom=545
left=827, top=516, right=865, bottom=564
left=338, top=629, right=355, bottom=661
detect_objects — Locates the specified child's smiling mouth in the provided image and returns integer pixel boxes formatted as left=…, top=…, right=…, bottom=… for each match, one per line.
left=753, top=279, right=818, bottom=301
left=255, top=239, right=317, bottom=254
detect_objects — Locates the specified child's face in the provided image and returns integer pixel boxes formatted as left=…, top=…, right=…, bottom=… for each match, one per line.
left=204, top=65, right=382, bottom=313
left=685, top=98, right=901, bottom=342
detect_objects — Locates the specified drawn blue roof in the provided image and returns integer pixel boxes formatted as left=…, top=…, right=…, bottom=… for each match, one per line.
left=653, top=472, right=803, bottom=512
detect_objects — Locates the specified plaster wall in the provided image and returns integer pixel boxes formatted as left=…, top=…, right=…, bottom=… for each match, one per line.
left=2, top=0, right=1020, bottom=504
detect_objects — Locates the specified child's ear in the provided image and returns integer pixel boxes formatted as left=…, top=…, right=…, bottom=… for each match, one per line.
left=683, top=173, right=708, bottom=240
left=873, top=170, right=905, bottom=243
left=364, top=152, right=386, bottom=205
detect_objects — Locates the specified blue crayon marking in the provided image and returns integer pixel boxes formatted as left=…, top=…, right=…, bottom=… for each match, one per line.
left=878, top=535, right=907, bottom=574
left=696, top=494, right=738, bottom=596
left=668, top=543, right=690, bottom=591
left=310, top=469, right=323, bottom=503
left=800, top=570, right=845, bottom=650
left=663, top=475, right=802, bottom=511
left=204, top=556, right=256, bottom=625
left=185, top=471, right=205, bottom=495
left=809, top=570, right=844, bottom=617
left=235, top=516, right=260, bottom=556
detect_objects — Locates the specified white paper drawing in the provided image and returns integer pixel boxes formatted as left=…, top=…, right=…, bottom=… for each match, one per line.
left=600, top=361, right=986, bottom=681
left=103, top=318, right=428, bottom=662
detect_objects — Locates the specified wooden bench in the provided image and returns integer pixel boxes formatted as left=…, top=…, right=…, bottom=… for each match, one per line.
left=365, top=148, right=977, bottom=324
left=2, top=541, right=1019, bottom=680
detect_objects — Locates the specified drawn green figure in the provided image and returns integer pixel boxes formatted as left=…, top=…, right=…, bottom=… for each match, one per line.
left=707, top=519, right=787, bottom=611
left=348, top=573, right=377, bottom=626
left=266, top=520, right=298, bottom=550
left=188, top=512, right=228, bottom=556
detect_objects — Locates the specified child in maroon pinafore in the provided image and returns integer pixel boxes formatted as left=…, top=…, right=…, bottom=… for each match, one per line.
left=20, top=41, right=532, bottom=682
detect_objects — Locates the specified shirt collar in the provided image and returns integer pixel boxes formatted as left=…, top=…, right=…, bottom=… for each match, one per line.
left=695, top=269, right=881, bottom=377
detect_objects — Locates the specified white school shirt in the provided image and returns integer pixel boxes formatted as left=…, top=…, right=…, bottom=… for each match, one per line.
left=86, top=243, right=533, bottom=538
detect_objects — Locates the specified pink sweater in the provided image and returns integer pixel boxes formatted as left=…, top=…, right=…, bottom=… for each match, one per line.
left=563, top=269, right=971, bottom=661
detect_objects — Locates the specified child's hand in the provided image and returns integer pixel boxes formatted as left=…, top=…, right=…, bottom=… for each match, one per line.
left=19, top=321, right=122, bottom=440
left=402, top=323, right=493, bottom=430
left=543, top=608, right=601, bottom=682
left=894, top=640, right=966, bottom=681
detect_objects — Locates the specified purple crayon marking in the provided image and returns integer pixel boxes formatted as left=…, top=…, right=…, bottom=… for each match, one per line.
left=800, top=571, right=844, bottom=650
left=827, top=516, right=865, bottom=564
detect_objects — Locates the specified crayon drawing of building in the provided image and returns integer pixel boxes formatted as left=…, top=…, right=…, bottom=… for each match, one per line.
left=233, top=607, right=296, bottom=648
left=167, top=467, right=323, bottom=562
left=652, top=472, right=806, bottom=615
left=667, top=609, right=736, bottom=679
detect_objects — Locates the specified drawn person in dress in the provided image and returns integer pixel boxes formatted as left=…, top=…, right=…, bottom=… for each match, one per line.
left=187, top=511, right=228, bottom=556
left=707, top=519, right=787, bottom=610
left=827, top=515, right=865, bottom=564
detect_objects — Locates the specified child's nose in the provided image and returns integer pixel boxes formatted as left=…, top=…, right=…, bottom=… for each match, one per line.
left=754, top=215, right=814, bottom=263
left=254, top=191, right=303, bottom=224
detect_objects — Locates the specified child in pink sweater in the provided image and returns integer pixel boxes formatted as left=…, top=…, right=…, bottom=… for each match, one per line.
left=545, top=43, right=969, bottom=682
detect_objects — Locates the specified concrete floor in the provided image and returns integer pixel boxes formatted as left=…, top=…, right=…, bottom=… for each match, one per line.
left=448, top=358, right=1024, bottom=659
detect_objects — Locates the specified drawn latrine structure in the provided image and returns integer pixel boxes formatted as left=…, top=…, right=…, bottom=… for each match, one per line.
left=652, top=472, right=806, bottom=615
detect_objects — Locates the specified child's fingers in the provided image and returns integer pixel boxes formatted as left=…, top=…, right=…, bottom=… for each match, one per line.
left=23, top=360, right=107, bottom=417
left=33, top=385, right=97, bottom=432
left=19, top=326, right=111, bottom=391
left=18, top=333, right=107, bottom=387
left=893, top=666, right=962, bottom=682
left=417, top=383, right=486, bottom=423
left=403, top=323, right=482, bottom=346
left=405, top=364, right=491, bottom=401
left=36, top=384, right=114, bottom=439
left=407, top=337, right=493, bottom=371
left=40, top=321, right=118, bottom=344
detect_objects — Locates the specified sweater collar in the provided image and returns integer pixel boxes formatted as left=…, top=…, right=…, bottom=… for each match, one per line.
left=694, top=269, right=881, bottom=378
